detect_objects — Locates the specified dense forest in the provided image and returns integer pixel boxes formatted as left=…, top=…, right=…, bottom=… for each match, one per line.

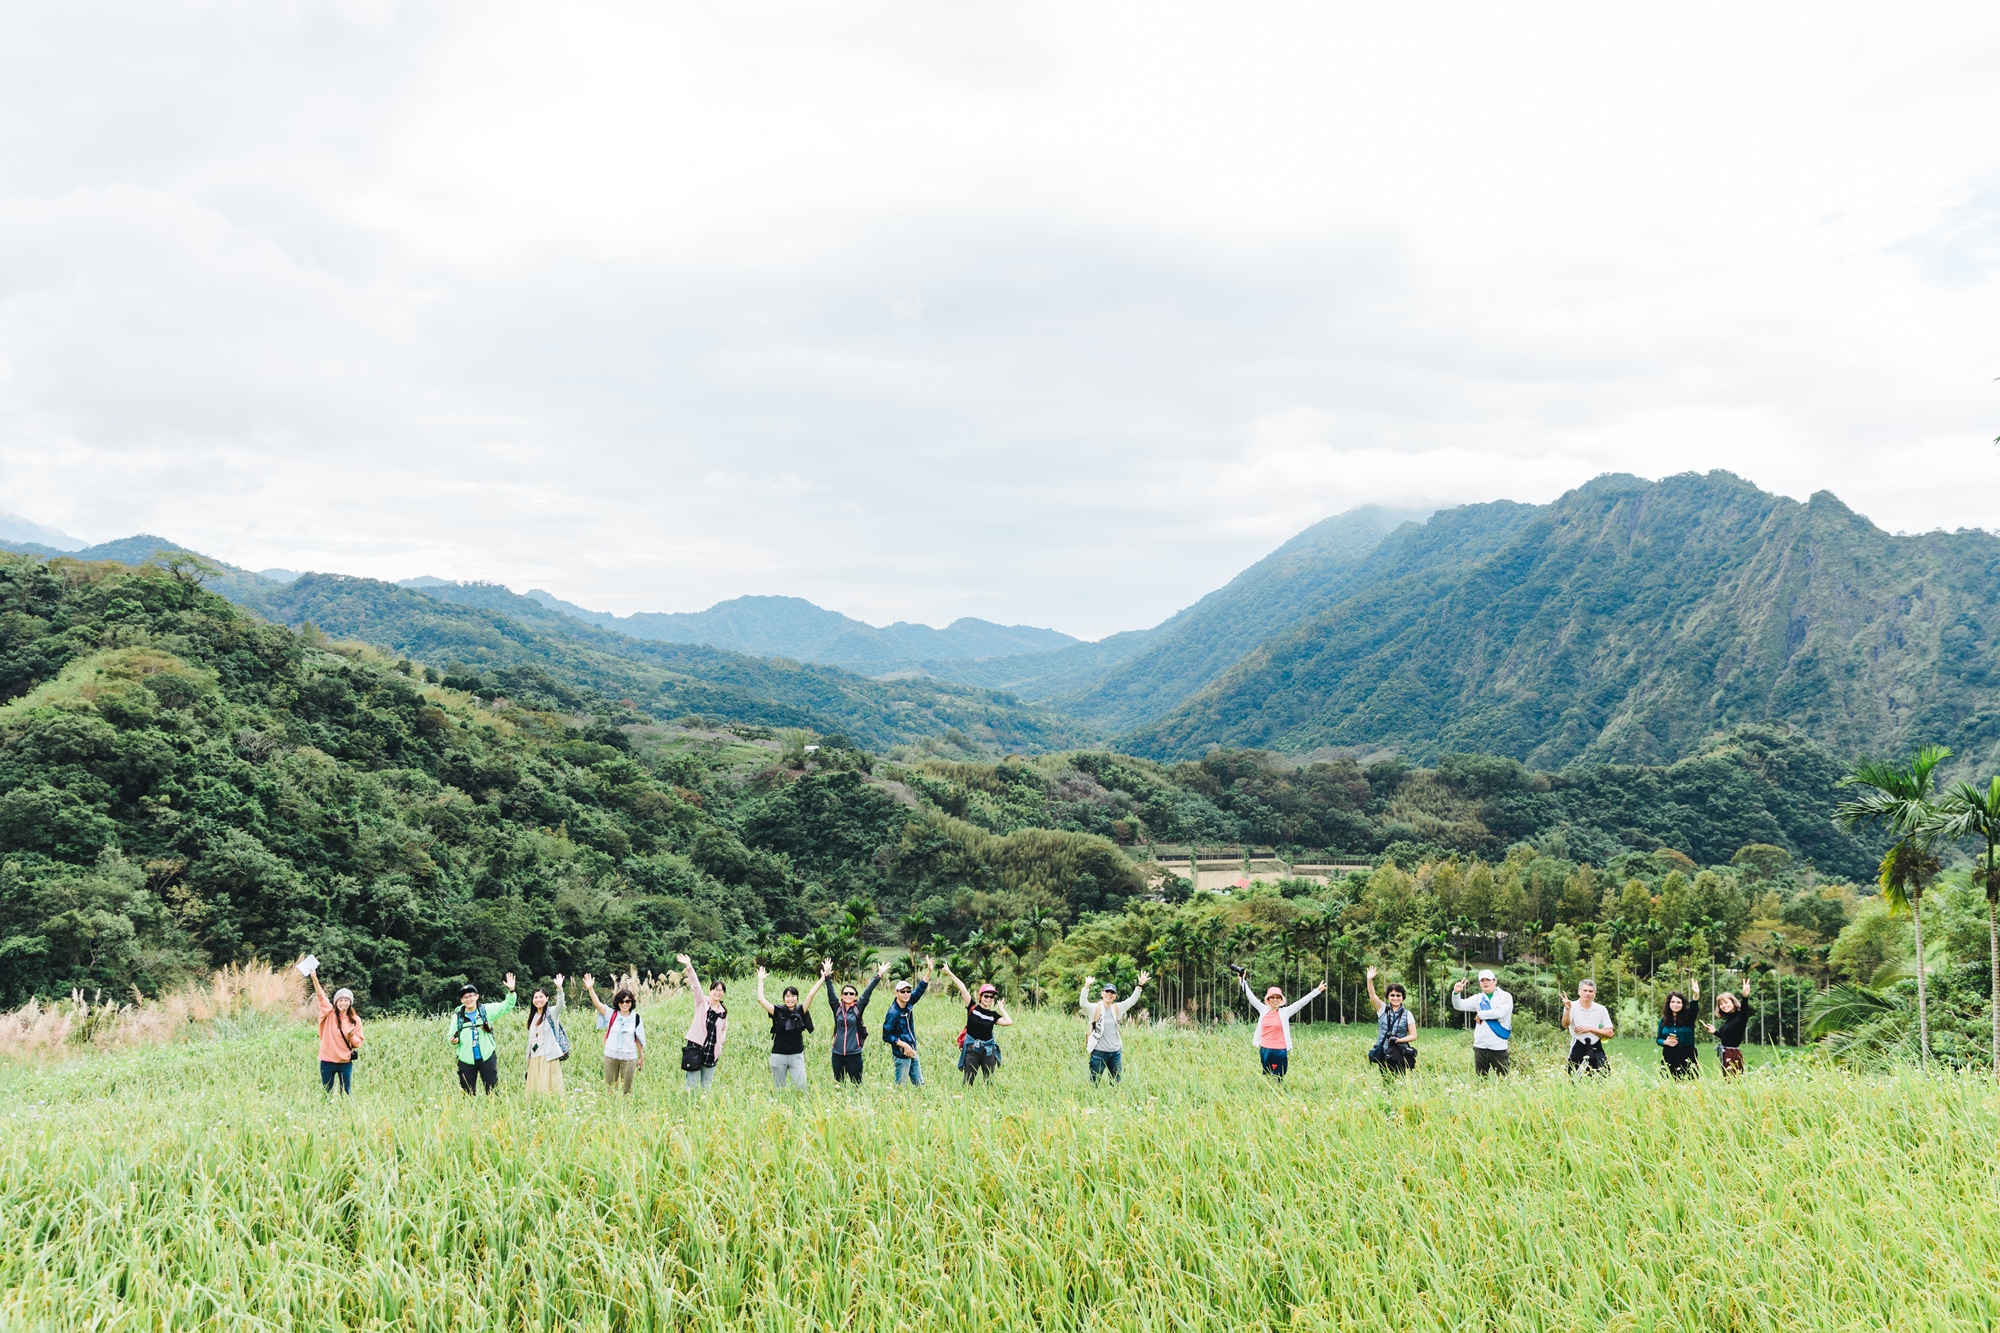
left=1, top=547, right=1920, bottom=1025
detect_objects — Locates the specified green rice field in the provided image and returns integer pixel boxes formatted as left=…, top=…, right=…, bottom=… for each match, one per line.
left=2, top=991, right=1995, bottom=1332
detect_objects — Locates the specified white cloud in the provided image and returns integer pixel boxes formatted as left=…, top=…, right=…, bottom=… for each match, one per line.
left=0, top=1, right=1997, bottom=638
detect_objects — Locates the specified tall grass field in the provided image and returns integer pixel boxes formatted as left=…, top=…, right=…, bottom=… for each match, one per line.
left=2, top=982, right=1995, bottom=1332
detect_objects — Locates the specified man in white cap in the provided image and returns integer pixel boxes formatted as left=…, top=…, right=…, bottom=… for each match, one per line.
left=1451, top=968, right=1514, bottom=1076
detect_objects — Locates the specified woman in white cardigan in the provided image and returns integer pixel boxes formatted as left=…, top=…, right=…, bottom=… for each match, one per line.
left=1236, top=969, right=1326, bottom=1079
left=523, top=974, right=568, bottom=1097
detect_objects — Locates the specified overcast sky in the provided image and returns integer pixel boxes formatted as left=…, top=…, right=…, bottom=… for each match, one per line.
left=2, top=2, right=1997, bottom=639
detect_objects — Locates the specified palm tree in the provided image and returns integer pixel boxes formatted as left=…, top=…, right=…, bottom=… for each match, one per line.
left=1834, top=744, right=1950, bottom=1064
left=1929, top=775, right=2000, bottom=1078
left=898, top=912, right=928, bottom=970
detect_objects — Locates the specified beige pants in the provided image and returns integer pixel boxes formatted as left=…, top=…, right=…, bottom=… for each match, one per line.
left=604, top=1056, right=638, bottom=1094
left=524, top=1055, right=566, bottom=1097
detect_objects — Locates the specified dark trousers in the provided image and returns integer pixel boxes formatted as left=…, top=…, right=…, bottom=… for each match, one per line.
left=1663, top=1050, right=1700, bottom=1080
left=1473, top=1048, right=1510, bottom=1077
left=831, top=1051, right=864, bottom=1083
left=1719, top=1046, right=1745, bottom=1076
left=1089, top=1049, right=1122, bottom=1083
left=320, top=1059, right=352, bottom=1094
left=457, top=1054, right=499, bottom=1094
left=1567, top=1041, right=1608, bottom=1075
left=961, top=1050, right=998, bottom=1085
left=1259, top=1047, right=1289, bottom=1078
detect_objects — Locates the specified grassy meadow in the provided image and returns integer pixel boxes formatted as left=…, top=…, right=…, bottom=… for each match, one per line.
left=1, top=985, right=1996, bottom=1332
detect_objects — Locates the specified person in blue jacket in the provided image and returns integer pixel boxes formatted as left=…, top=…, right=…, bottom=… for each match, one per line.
left=881, top=957, right=934, bottom=1087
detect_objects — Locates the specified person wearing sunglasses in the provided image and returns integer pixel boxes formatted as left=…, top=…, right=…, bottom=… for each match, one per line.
left=940, top=962, right=1012, bottom=1086
left=1080, top=970, right=1150, bottom=1084
left=1235, top=967, right=1326, bottom=1079
left=823, top=958, right=886, bottom=1085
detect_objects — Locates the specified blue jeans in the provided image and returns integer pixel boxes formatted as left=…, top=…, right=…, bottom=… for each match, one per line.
left=320, top=1060, right=352, bottom=1094
left=894, top=1054, right=923, bottom=1086
left=1259, top=1047, right=1289, bottom=1078
left=1089, top=1050, right=1122, bottom=1082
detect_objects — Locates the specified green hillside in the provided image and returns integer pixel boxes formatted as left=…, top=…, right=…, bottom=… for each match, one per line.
left=1129, top=472, right=2000, bottom=771
left=0, top=553, right=1137, bottom=1009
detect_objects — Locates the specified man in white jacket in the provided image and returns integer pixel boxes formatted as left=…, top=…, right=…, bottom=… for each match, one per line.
left=1451, top=968, right=1514, bottom=1076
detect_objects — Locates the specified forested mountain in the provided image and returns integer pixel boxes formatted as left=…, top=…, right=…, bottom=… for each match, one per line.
left=514, top=589, right=1077, bottom=674
left=922, top=505, right=1430, bottom=716
left=0, top=553, right=1136, bottom=1007
left=227, top=574, right=1084, bottom=753
left=1130, top=472, right=2000, bottom=770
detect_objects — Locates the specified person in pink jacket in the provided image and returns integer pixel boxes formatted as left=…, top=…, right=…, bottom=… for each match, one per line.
left=1236, top=968, right=1326, bottom=1079
left=677, top=953, right=729, bottom=1091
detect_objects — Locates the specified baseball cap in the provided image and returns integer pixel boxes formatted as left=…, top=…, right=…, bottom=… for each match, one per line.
left=1477, top=969, right=1496, bottom=981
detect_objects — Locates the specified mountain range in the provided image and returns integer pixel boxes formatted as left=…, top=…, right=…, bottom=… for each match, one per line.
left=5, top=470, right=1995, bottom=775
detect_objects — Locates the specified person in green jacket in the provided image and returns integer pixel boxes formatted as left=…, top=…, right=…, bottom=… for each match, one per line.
left=447, top=973, right=517, bottom=1094
left=1657, top=988, right=1699, bottom=1080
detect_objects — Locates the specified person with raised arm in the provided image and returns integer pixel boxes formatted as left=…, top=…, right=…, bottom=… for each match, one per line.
left=1657, top=987, right=1700, bottom=1080
left=306, top=962, right=364, bottom=1095
left=1450, top=968, right=1515, bottom=1077
left=1558, top=978, right=1614, bottom=1076
left=1235, top=967, right=1326, bottom=1079
left=1364, top=966, right=1417, bottom=1076
left=825, top=959, right=886, bottom=1085
left=583, top=973, right=646, bottom=1096
left=523, top=974, right=569, bottom=1097
left=939, top=962, right=1012, bottom=1086
left=446, top=973, right=516, bottom=1095
left=677, top=954, right=729, bottom=1091
left=881, top=958, right=933, bottom=1088
left=757, top=966, right=817, bottom=1091
left=1704, top=977, right=1754, bottom=1076
left=1080, top=970, right=1151, bottom=1084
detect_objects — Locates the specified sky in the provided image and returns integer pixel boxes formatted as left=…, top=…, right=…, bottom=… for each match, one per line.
left=1, top=1, right=1997, bottom=640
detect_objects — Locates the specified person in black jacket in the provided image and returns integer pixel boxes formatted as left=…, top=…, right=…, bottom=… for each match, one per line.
left=824, top=959, right=886, bottom=1084
left=1704, top=978, right=1754, bottom=1076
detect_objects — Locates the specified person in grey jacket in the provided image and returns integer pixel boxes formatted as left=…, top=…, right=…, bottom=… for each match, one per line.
left=1080, top=971, right=1150, bottom=1083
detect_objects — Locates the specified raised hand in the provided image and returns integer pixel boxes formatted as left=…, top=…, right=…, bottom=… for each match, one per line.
left=1136, top=971, right=1150, bottom=986
left=503, top=973, right=516, bottom=991
left=1452, top=979, right=1465, bottom=995
left=554, top=973, right=565, bottom=989
left=1366, top=965, right=1377, bottom=981
left=756, top=966, right=768, bottom=980
left=820, top=959, right=834, bottom=978
left=583, top=973, right=597, bottom=991
left=676, top=953, right=692, bottom=968
left=1084, top=975, right=1096, bottom=990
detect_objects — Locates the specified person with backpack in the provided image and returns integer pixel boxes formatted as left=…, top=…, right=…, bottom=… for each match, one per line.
left=939, top=963, right=1012, bottom=1086
left=308, top=964, right=364, bottom=1094
left=824, top=958, right=887, bottom=1085
left=1364, top=966, right=1417, bottom=1076
left=447, top=973, right=517, bottom=1095
left=1704, top=978, right=1753, bottom=1076
left=1558, top=978, right=1614, bottom=1076
left=677, top=953, right=729, bottom=1091
left=881, top=958, right=933, bottom=1087
left=1657, top=988, right=1700, bottom=1080
left=1080, top=970, right=1150, bottom=1083
left=1234, top=967, right=1326, bottom=1079
left=757, top=966, right=818, bottom=1091
left=523, top=974, right=569, bottom=1098
left=1450, top=969, right=1515, bottom=1077
left=583, top=974, right=646, bottom=1095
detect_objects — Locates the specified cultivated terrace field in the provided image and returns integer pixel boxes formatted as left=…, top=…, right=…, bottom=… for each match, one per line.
left=2, top=987, right=1995, bottom=1332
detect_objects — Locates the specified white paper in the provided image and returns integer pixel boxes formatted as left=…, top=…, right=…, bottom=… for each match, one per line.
left=296, top=954, right=319, bottom=977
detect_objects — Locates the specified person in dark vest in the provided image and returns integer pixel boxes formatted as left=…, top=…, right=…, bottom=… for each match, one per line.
left=824, top=959, right=886, bottom=1084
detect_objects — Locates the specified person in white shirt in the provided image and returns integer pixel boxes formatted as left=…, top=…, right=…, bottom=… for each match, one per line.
left=1559, top=978, right=1614, bottom=1075
left=1450, top=969, right=1514, bottom=1076
left=583, top=973, right=646, bottom=1095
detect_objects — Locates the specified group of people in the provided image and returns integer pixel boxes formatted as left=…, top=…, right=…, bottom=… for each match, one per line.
left=305, top=955, right=1760, bottom=1098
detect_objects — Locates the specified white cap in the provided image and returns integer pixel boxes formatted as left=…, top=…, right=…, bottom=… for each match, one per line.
left=1477, top=969, right=1496, bottom=981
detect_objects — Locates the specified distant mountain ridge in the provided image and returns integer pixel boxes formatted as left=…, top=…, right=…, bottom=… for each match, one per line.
left=507, top=589, right=1076, bottom=675
left=1129, top=471, right=2000, bottom=772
